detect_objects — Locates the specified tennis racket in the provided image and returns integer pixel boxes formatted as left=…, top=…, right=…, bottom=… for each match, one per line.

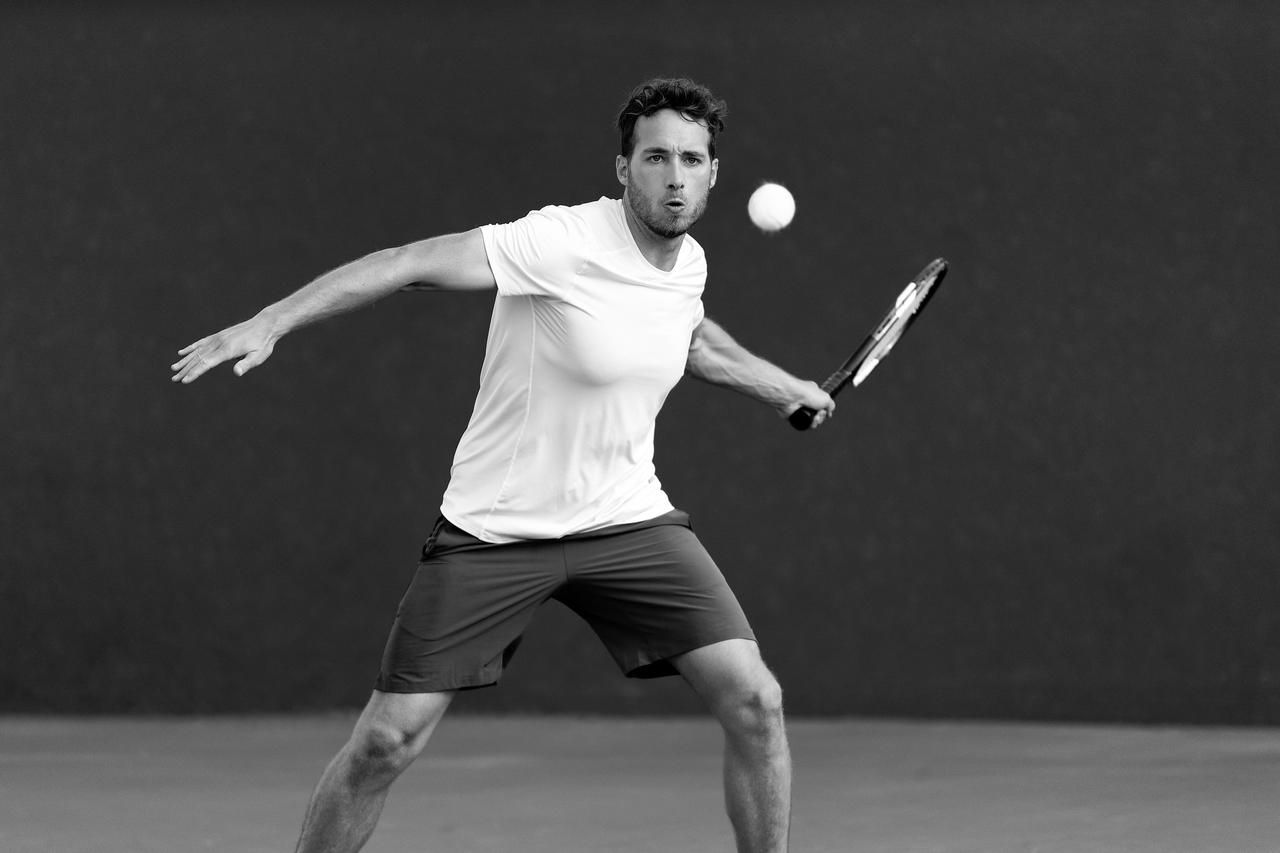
left=789, top=257, right=948, bottom=431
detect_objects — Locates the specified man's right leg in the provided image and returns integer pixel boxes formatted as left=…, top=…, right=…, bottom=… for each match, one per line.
left=295, top=689, right=455, bottom=853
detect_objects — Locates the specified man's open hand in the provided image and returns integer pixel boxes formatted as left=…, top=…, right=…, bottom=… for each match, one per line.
left=171, top=315, right=278, bottom=384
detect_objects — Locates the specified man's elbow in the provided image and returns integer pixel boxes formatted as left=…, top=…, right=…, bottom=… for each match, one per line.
left=684, top=344, right=718, bottom=381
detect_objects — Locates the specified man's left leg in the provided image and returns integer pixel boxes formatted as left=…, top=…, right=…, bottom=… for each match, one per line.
left=672, top=638, right=790, bottom=853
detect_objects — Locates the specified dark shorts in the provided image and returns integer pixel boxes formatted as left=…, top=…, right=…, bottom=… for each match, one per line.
left=375, top=510, right=755, bottom=693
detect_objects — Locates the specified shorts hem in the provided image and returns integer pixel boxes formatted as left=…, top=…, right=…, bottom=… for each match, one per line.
left=374, top=674, right=501, bottom=694
left=375, top=656, right=510, bottom=694
left=623, top=631, right=758, bottom=680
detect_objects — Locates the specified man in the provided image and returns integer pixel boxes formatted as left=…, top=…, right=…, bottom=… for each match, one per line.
left=172, top=77, right=834, bottom=853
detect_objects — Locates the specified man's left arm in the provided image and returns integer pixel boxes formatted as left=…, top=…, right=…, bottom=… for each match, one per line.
left=685, top=317, right=836, bottom=427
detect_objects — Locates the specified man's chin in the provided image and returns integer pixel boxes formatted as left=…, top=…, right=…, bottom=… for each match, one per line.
left=649, top=209, right=700, bottom=239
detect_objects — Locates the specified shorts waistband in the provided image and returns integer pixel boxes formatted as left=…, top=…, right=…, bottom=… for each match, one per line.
left=422, top=509, right=692, bottom=560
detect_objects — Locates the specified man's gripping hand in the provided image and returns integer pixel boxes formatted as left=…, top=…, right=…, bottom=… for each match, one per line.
left=171, top=313, right=279, bottom=384
left=780, top=380, right=836, bottom=428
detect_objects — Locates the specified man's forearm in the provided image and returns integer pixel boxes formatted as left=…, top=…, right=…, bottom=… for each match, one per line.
left=257, top=245, right=417, bottom=338
left=686, top=320, right=807, bottom=409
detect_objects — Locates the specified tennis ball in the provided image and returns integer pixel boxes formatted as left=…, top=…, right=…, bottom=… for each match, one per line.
left=747, top=182, right=796, bottom=232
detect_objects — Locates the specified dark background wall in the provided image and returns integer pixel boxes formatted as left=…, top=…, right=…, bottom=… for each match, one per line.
left=3, top=2, right=1276, bottom=723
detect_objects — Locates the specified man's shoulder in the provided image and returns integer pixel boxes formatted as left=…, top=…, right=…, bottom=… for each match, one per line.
left=520, top=197, right=618, bottom=226
left=491, top=197, right=617, bottom=247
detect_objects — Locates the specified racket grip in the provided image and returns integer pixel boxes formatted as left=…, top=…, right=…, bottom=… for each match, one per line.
left=788, top=406, right=818, bottom=431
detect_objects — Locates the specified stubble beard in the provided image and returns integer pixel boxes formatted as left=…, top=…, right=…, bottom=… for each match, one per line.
left=626, top=184, right=710, bottom=240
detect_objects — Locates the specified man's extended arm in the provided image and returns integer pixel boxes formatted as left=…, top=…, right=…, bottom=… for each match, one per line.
left=171, top=230, right=495, bottom=384
left=685, top=317, right=836, bottom=427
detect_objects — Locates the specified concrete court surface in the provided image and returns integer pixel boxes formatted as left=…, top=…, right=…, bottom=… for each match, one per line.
left=2, top=714, right=1279, bottom=853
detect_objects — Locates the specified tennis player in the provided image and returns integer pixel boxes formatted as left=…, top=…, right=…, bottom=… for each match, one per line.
left=172, top=77, right=834, bottom=853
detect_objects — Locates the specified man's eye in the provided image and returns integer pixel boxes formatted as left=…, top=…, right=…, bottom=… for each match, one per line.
left=684, top=156, right=702, bottom=166
left=648, top=154, right=664, bottom=163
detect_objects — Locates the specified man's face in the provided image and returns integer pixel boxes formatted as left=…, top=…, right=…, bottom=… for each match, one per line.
left=616, top=108, right=719, bottom=240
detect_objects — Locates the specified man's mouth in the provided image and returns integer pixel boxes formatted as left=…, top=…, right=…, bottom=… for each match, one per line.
left=663, top=198, right=686, bottom=213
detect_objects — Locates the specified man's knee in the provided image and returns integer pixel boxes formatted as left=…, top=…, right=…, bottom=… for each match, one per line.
left=719, top=674, right=786, bottom=742
left=349, top=720, right=423, bottom=778
left=344, top=691, right=451, bottom=783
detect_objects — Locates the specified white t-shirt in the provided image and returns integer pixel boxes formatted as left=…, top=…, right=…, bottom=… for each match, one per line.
left=440, top=197, right=707, bottom=543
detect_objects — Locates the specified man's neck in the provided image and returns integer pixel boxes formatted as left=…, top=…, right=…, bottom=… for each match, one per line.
left=621, top=195, right=683, bottom=272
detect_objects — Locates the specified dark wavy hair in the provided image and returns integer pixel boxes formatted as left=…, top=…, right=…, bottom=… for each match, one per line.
left=616, top=77, right=728, bottom=160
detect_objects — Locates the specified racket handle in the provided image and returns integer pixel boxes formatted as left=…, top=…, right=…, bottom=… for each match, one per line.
left=788, top=406, right=818, bottom=431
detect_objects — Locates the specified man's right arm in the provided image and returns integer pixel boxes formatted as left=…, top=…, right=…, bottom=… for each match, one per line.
left=171, top=229, right=495, bottom=384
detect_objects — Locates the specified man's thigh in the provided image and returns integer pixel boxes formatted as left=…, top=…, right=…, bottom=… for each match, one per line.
left=377, top=520, right=564, bottom=693
left=555, top=522, right=756, bottom=678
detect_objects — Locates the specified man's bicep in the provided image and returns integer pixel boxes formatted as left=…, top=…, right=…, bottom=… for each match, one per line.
left=397, top=229, right=497, bottom=292
left=686, top=316, right=731, bottom=378
left=689, top=316, right=733, bottom=353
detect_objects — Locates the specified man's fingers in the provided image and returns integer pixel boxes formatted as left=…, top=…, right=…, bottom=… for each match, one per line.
left=174, top=350, right=222, bottom=384
left=177, top=336, right=212, bottom=356
left=170, top=350, right=200, bottom=371
left=172, top=351, right=208, bottom=382
left=176, top=358, right=207, bottom=384
left=171, top=355, right=195, bottom=382
left=187, top=355, right=221, bottom=383
left=172, top=335, right=219, bottom=380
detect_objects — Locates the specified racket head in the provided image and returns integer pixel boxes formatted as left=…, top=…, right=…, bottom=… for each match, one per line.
left=851, top=258, right=946, bottom=386
left=828, top=257, right=948, bottom=395
left=788, top=257, right=948, bottom=431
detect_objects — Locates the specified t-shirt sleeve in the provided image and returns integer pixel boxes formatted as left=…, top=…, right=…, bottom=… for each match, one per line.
left=689, top=297, right=706, bottom=333
left=480, top=205, right=582, bottom=299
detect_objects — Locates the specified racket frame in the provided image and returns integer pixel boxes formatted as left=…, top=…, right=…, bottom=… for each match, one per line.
left=789, top=257, right=948, bottom=430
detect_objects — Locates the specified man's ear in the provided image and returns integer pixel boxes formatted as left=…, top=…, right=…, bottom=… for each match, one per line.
left=709, top=158, right=719, bottom=189
left=615, top=154, right=629, bottom=187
